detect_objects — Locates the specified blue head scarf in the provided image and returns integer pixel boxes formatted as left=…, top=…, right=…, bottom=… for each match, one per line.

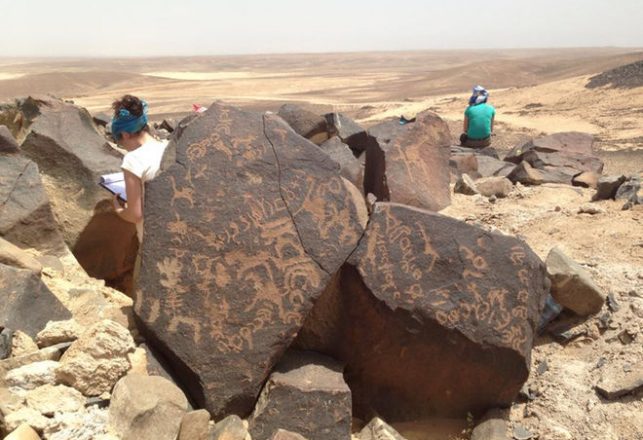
left=111, top=100, right=149, bottom=140
left=468, top=85, right=489, bottom=106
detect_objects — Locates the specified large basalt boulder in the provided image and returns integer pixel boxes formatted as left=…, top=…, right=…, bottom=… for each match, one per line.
left=137, top=103, right=367, bottom=418
left=325, top=113, right=368, bottom=152
left=364, top=112, right=451, bottom=211
left=295, top=203, right=548, bottom=420
left=277, top=104, right=329, bottom=145
left=0, top=264, right=71, bottom=338
left=248, top=351, right=352, bottom=440
left=4, top=97, right=123, bottom=249
left=319, top=136, right=364, bottom=191
left=0, top=152, right=66, bottom=255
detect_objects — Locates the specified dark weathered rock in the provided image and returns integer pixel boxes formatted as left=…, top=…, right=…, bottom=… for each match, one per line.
left=507, top=162, right=574, bottom=185
left=11, top=96, right=122, bottom=247
left=248, top=351, right=351, bottom=440
left=277, top=104, right=329, bottom=145
left=72, top=200, right=138, bottom=295
left=0, top=264, right=71, bottom=338
left=476, top=155, right=515, bottom=178
left=546, top=247, right=606, bottom=316
left=325, top=113, right=367, bottom=150
left=505, top=132, right=595, bottom=163
left=296, top=203, right=548, bottom=420
left=454, top=174, right=478, bottom=195
left=160, top=118, right=178, bottom=133
left=615, top=177, right=641, bottom=202
left=319, top=136, right=364, bottom=190
left=0, top=153, right=67, bottom=255
left=0, top=328, right=12, bottom=359
left=592, top=175, right=627, bottom=201
left=364, top=111, right=451, bottom=211
left=137, top=103, right=367, bottom=418
left=92, top=112, right=111, bottom=128
left=475, top=177, right=513, bottom=198
left=358, top=418, right=406, bottom=440
left=471, top=419, right=508, bottom=440
left=572, top=171, right=599, bottom=189
left=521, top=149, right=603, bottom=174
left=0, top=125, right=19, bottom=153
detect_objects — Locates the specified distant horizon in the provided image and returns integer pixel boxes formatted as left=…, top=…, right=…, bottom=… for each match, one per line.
left=2, top=0, right=642, bottom=57
left=1, top=46, right=642, bottom=61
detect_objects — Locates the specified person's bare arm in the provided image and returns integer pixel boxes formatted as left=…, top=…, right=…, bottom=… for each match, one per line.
left=463, top=115, right=469, bottom=133
left=113, top=170, right=143, bottom=224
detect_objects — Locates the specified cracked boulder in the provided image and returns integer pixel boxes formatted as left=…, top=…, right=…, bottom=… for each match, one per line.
left=137, top=103, right=368, bottom=418
left=277, top=104, right=329, bottom=145
left=3, top=96, right=123, bottom=248
left=0, top=264, right=71, bottom=338
left=0, top=151, right=66, bottom=255
left=295, top=203, right=548, bottom=420
left=319, top=136, right=364, bottom=191
left=364, top=112, right=451, bottom=211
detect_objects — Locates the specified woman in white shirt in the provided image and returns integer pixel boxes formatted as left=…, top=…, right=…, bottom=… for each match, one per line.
left=111, top=95, right=168, bottom=242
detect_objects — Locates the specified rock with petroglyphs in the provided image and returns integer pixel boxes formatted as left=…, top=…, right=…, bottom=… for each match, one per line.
left=295, top=203, right=548, bottom=421
left=364, top=112, right=451, bottom=211
left=137, top=103, right=368, bottom=418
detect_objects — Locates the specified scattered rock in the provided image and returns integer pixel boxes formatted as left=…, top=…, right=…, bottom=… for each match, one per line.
left=546, top=247, right=606, bottom=316
left=177, top=409, right=210, bottom=440
left=108, top=374, right=188, bottom=440
left=512, top=424, right=534, bottom=440
left=592, top=175, right=626, bottom=201
left=572, top=171, right=599, bottom=189
left=476, top=155, right=515, bottom=178
left=10, top=332, right=39, bottom=357
left=0, top=343, right=71, bottom=373
left=35, top=320, right=83, bottom=348
left=56, top=320, right=135, bottom=396
left=126, top=347, right=148, bottom=375
left=0, top=386, right=25, bottom=417
left=449, top=153, right=479, bottom=180
left=475, top=176, right=513, bottom=198
left=25, top=384, right=85, bottom=416
left=136, top=103, right=366, bottom=417
left=0, top=238, right=42, bottom=273
left=507, top=162, right=544, bottom=185
left=596, top=368, right=643, bottom=400
left=43, top=405, right=110, bottom=440
left=5, top=360, right=59, bottom=391
left=454, top=173, right=479, bottom=195
left=471, top=418, right=508, bottom=440
left=3, top=423, right=41, bottom=440
left=505, top=132, right=596, bottom=163
left=358, top=417, right=407, bottom=440
left=615, top=177, right=641, bottom=202
left=277, top=104, right=329, bottom=145
left=3, top=407, right=49, bottom=434
left=211, top=415, right=251, bottom=440
left=0, top=125, right=19, bottom=153
left=248, top=351, right=352, bottom=440
left=269, top=430, right=308, bottom=440
left=0, top=264, right=71, bottom=338
left=1, top=328, right=12, bottom=359
left=586, top=59, right=643, bottom=89
left=296, top=203, right=548, bottom=420
left=578, top=204, right=605, bottom=215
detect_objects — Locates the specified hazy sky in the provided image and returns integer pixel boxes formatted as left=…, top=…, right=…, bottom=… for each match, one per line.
left=1, top=0, right=642, bottom=56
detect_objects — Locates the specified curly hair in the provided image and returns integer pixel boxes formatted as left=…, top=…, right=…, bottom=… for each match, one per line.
left=111, top=94, right=149, bottom=134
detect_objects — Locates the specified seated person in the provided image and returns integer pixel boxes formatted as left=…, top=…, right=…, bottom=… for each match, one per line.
left=460, top=85, right=495, bottom=148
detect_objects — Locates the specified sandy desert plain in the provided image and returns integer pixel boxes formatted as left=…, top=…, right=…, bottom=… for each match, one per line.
left=1, top=48, right=642, bottom=439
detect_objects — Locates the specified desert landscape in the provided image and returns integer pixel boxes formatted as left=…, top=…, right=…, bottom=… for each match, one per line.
left=0, top=47, right=642, bottom=440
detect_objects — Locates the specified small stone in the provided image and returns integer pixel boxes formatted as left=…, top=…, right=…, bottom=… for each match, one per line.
left=617, top=329, right=635, bottom=345
left=10, top=331, right=39, bottom=357
left=25, top=384, right=85, bottom=416
left=5, top=360, right=59, bottom=391
left=595, top=370, right=643, bottom=399
left=3, top=423, right=42, bottom=440
left=35, top=319, right=83, bottom=348
left=536, top=360, right=549, bottom=375
left=592, top=175, right=626, bottom=201
left=108, top=374, right=189, bottom=440
left=489, top=194, right=497, bottom=203
left=56, top=320, right=135, bottom=396
left=0, top=342, right=70, bottom=372
left=606, top=293, right=620, bottom=312
left=44, top=405, right=110, bottom=440
left=454, top=174, right=479, bottom=195
left=127, top=347, right=148, bottom=375
left=578, top=204, right=605, bottom=215
left=1, top=327, right=14, bottom=359
left=178, top=409, right=210, bottom=440
left=512, top=424, right=534, bottom=440
left=211, top=415, right=251, bottom=440
left=4, top=407, right=50, bottom=433
left=358, top=417, right=406, bottom=440
left=472, top=418, right=508, bottom=440
left=475, top=176, right=513, bottom=198
left=269, top=430, right=308, bottom=440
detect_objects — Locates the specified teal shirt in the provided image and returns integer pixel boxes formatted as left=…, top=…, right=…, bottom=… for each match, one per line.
left=465, top=103, right=495, bottom=140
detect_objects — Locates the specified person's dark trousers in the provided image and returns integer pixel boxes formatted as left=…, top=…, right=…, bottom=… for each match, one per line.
left=460, top=133, right=491, bottom=148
